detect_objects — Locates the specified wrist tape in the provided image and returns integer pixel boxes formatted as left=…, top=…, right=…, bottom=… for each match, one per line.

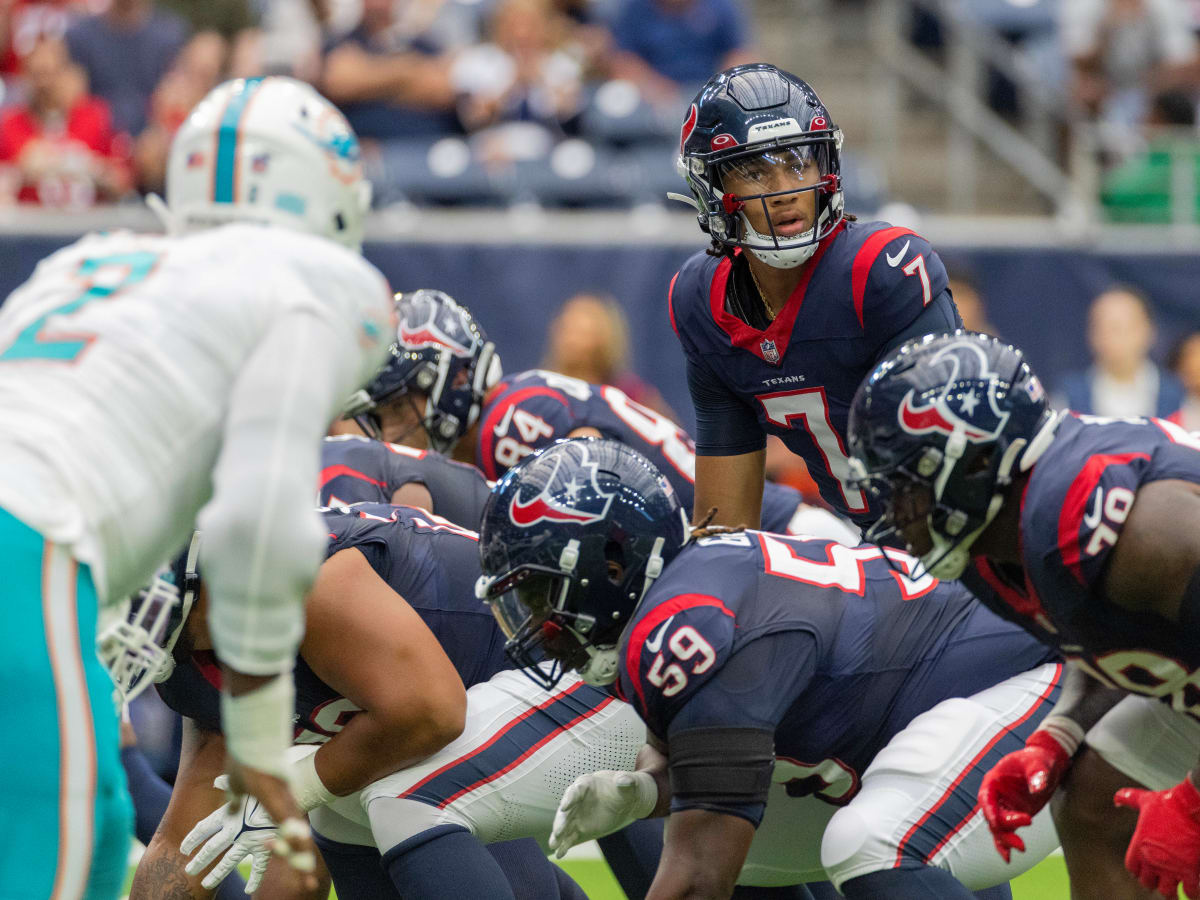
left=1034, top=715, right=1086, bottom=758
left=221, top=674, right=294, bottom=779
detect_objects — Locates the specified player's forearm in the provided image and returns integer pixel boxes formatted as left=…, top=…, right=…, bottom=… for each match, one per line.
left=635, top=741, right=672, bottom=818
left=313, top=705, right=464, bottom=797
left=1043, top=659, right=1125, bottom=735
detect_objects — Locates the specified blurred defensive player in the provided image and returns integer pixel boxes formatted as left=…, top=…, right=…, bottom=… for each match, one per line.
left=847, top=331, right=1200, bottom=898
left=3, top=76, right=394, bottom=899
left=667, top=63, right=960, bottom=532
left=477, top=439, right=1067, bottom=898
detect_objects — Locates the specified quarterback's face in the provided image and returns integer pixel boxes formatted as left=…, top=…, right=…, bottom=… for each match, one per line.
left=719, top=147, right=821, bottom=239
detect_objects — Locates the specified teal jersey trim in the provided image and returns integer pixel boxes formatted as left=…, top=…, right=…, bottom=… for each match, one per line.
left=213, top=77, right=265, bottom=205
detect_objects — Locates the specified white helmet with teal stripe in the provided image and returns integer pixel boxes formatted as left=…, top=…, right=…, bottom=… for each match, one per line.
left=163, top=76, right=372, bottom=250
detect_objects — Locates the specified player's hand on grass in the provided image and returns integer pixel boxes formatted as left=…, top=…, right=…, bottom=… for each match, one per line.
left=192, top=762, right=319, bottom=894
left=549, top=770, right=658, bottom=858
left=1114, top=776, right=1200, bottom=898
left=978, top=730, right=1073, bottom=863
left=182, top=774, right=279, bottom=892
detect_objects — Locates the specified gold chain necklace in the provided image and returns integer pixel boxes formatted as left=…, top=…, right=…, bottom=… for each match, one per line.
left=747, top=262, right=778, bottom=322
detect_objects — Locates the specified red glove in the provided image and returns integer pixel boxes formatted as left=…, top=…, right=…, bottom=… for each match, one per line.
left=1114, top=775, right=1200, bottom=898
left=978, top=730, right=1073, bottom=862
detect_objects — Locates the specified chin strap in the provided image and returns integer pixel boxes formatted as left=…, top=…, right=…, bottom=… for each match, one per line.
left=146, top=193, right=175, bottom=234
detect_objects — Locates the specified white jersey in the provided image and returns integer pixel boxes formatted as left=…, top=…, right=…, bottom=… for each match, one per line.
left=0, top=224, right=393, bottom=672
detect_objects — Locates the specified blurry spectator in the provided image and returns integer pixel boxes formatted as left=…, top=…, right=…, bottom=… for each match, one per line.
left=0, top=0, right=93, bottom=78
left=0, top=36, right=131, bottom=205
left=608, top=0, right=756, bottom=105
left=948, top=272, right=1001, bottom=336
left=1063, top=0, right=1200, bottom=126
left=1058, top=285, right=1184, bottom=417
left=65, top=0, right=188, bottom=136
left=320, top=0, right=458, bottom=141
left=1168, top=330, right=1200, bottom=429
left=154, top=0, right=261, bottom=77
left=1101, top=89, right=1200, bottom=223
left=258, top=0, right=336, bottom=82
left=132, top=30, right=223, bottom=193
left=542, top=292, right=677, bottom=420
left=452, top=0, right=584, bottom=160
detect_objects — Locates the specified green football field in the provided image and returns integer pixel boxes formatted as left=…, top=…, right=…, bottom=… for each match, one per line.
left=123, top=852, right=1080, bottom=898
left=550, top=856, right=1074, bottom=899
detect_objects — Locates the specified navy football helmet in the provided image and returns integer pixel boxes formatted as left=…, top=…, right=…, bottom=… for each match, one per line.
left=344, top=290, right=502, bottom=454
left=847, top=331, right=1058, bottom=580
left=475, top=438, right=689, bottom=689
left=672, top=63, right=844, bottom=268
left=97, top=533, right=201, bottom=710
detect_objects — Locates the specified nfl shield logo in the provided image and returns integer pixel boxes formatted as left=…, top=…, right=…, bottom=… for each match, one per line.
left=760, top=338, right=779, bottom=364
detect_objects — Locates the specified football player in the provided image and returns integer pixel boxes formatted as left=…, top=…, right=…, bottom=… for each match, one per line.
left=667, top=63, right=961, bottom=533
left=476, top=439, right=1073, bottom=899
left=480, top=368, right=860, bottom=542
left=847, top=330, right=1200, bottom=898
left=2, top=76, right=393, bottom=899
left=116, top=508, right=633, bottom=900
left=321, top=290, right=499, bottom=525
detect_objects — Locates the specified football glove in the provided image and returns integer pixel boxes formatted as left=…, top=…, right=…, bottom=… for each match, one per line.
left=181, top=774, right=314, bottom=893
left=978, top=729, right=1073, bottom=863
left=1114, top=776, right=1200, bottom=898
left=549, top=770, right=658, bottom=859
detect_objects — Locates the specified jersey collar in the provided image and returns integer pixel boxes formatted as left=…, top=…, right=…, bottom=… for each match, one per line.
left=708, top=221, right=847, bottom=366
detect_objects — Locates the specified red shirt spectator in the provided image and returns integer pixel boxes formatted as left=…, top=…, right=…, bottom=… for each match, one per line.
left=0, top=0, right=93, bottom=76
left=0, top=36, right=131, bottom=206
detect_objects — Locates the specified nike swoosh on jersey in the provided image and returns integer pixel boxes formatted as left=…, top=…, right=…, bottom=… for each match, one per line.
left=885, top=239, right=911, bottom=268
left=493, top=403, right=515, bottom=437
left=644, top=616, right=675, bottom=654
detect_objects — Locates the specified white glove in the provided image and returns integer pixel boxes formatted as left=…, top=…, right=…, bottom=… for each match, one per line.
left=549, top=769, right=658, bottom=859
left=181, top=774, right=289, bottom=893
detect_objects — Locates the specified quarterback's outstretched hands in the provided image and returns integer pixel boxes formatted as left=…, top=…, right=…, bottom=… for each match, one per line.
left=1114, top=776, right=1200, bottom=899
left=978, top=730, right=1073, bottom=863
left=549, top=770, right=658, bottom=859
left=182, top=774, right=314, bottom=894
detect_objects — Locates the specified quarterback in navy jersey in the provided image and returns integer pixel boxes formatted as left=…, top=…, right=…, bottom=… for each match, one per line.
left=478, top=439, right=1066, bottom=899
left=122, top=505, right=609, bottom=900
left=319, top=434, right=491, bottom=529
left=478, top=368, right=857, bottom=541
left=669, top=64, right=960, bottom=532
left=848, top=331, right=1200, bottom=899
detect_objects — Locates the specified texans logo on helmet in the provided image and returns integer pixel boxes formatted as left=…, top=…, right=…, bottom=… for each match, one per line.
left=508, top=447, right=615, bottom=527
left=680, top=104, right=698, bottom=154
left=398, top=311, right=472, bottom=357
left=897, top=339, right=1010, bottom=442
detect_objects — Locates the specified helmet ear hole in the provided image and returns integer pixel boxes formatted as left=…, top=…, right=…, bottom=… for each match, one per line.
left=334, top=212, right=346, bottom=233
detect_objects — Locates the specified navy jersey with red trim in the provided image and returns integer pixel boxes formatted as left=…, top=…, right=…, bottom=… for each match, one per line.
left=157, top=503, right=509, bottom=739
left=318, top=435, right=491, bottom=530
left=669, top=221, right=956, bottom=526
left=476, top=369, right=805, bottom=533
left=616, top=531, right=1057, bottom=809
left=962, top=413, right=1200, bottom=715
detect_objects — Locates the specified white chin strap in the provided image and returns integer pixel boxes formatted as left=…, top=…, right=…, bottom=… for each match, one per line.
left=740, top=197, right=840, bottom=269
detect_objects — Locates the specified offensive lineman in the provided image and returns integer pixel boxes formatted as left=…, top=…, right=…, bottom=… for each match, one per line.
left=847, top=330, right=1200, bottom=897
left=4, top=76, right=394, bottom=898
left=477, top=439, right=1067, bottom=898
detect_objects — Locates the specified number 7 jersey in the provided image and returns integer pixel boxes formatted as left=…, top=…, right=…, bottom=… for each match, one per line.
left=0, top=224, right=394, bottom=607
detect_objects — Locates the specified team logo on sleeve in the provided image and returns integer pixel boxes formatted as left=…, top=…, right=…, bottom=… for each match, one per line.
left=508, top=446, right=615, bottom=527
left=897, top=339, right=1010, bottom=441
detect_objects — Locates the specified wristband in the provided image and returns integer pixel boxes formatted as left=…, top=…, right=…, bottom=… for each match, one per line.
left=221, top=674, right=294, bottom=778
left=624, top=770, right=659, bottom=820
left=287, top=750, right=336, bottom=812
left=1034, top=715, right=1086, bottom=758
